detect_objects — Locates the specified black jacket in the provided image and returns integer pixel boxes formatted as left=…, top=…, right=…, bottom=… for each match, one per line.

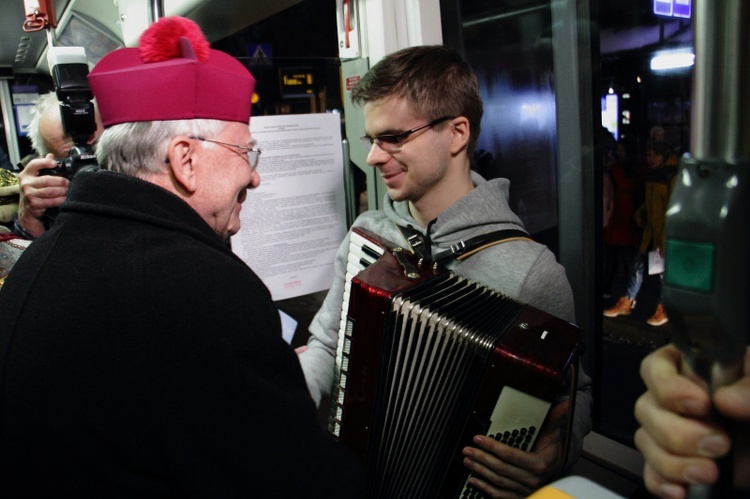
left=0, top=169, right=363, bottom=497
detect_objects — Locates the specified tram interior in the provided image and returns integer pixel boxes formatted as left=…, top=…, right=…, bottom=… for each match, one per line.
left=0, top=0, right=717, bottom=497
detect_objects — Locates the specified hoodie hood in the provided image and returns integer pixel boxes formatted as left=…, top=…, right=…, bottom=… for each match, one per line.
left=382, top=171, right=526, bottom=253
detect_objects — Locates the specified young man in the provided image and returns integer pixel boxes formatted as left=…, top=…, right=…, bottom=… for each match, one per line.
left=0, top=17, right=363, bottom=496
left=298, top=45, right=592, bottom=497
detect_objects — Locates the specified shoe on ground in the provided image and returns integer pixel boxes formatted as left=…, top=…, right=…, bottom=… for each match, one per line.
left=647, top=304, right=669, bottom=326
left=603, top=297, right=635, bottom=317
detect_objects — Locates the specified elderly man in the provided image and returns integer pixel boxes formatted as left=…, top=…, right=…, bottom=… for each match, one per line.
left=13, top=91, right=102, bottom=239
left=0, top=17, right=363, bottom=497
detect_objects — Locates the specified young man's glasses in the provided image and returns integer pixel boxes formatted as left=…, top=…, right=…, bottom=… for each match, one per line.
left=360, top=116, right=455, bottom=153
left=188, top=136, right=262, bottom=171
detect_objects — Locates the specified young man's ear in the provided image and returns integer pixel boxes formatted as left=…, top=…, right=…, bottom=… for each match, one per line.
left=449, top=116, right=471, bottom=154
left=165, top=136, right=198, bottom=194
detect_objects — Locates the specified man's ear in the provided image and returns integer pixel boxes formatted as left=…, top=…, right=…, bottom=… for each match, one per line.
left=449, top=116, right=470, bottom=155
left=165, top=136, right=198, bottom=194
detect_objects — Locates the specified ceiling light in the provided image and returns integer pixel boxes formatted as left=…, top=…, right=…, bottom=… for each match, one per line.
left=650, top=51, right=695, bottom=71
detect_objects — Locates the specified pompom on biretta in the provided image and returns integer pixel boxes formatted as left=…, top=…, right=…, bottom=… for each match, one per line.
left=138, top=17, right=210, bottom=63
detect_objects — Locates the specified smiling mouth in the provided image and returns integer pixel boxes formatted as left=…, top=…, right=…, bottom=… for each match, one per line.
left=381, top=170, right=407, bottom=187
left=381, top=169, right=404, bottom=180
left=238, top=189, right=248, bottom=203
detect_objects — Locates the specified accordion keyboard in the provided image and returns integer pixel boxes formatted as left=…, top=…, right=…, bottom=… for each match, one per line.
left=330, top=230, right=385, bottom=436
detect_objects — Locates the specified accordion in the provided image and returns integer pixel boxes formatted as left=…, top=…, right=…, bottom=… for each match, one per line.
left=329, top=228, right=582, bottom=498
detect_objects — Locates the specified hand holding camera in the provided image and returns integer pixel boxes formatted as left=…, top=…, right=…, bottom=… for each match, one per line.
left=17, top=155, right=70, bottom=238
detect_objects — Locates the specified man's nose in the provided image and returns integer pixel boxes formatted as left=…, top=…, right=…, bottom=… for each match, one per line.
left=366, top=143, right=390, bottom=167
left=249, top=169, right=261, bottom=189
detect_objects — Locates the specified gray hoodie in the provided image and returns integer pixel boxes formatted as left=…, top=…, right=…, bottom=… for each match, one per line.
left=299, top=171, right=592, bottom=467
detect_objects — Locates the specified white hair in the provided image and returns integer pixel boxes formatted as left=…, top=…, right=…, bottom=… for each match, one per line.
left=95, top=119, right=225, bottom=177
left=28, top=91, right=62, bottom=156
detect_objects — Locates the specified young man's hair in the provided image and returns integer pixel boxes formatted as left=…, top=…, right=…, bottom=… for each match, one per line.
left=351, top=45, right=484, bottom=156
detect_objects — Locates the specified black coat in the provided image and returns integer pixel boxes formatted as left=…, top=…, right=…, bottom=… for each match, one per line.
left=0, top=169, right=364, bottom=497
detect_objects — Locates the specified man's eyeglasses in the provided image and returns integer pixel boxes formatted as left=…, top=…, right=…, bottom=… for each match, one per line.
left=189, top=136, right=262, bottom=171
left=360, top=116, right=455, bottom=153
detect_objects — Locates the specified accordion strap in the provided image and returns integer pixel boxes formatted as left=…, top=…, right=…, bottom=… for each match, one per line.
left=395, top=224, right=532, bottom=267
left=450, top=231, right=532, bottom=262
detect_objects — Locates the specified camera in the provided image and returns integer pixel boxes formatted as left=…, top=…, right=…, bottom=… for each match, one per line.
left=46, top=145, right=98, bottom=178
left=39, top=47, right=99, bottom=179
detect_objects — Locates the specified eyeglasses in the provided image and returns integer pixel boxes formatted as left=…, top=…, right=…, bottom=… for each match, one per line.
left=188, top=136, right=262, bottom=171
left=360, top=116, right=455, bottom=153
